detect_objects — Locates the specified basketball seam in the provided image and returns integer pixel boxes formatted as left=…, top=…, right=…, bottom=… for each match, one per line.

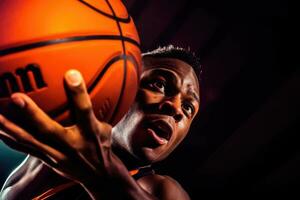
left=1, top=1, right=140, bottom=125
left=47, top=54, right=139, bottom=121
left=105, top=0, right=127, bottom=124
left=87, top=55, right=124, bottom=93
left=0, top=35, right=140, bottom=57
left=78, top=0, right=131, bottom=23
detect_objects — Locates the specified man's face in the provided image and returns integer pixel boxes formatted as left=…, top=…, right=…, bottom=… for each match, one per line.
left=118, top=57, right=200, bottom=163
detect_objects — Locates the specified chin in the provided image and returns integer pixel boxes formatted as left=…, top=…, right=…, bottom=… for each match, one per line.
left=136, top=147, right=167, bottom=164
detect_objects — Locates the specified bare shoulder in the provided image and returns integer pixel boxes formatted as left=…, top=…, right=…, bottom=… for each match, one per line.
left=157, top=175, right=190, bottom=200
left=1, top=155, right=38, bottom=190
left=138, top=174, right=190, bottom=200
left=0, top=155, right=65, bottom=200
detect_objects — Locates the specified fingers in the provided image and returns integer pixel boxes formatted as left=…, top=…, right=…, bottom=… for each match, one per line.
left=0, top=117, right=100, bottom=180
left=64, top=70, right=98, bottom=134
left=0, top=114, right=65, bottom=167
left=96, top=122, right=112, bottom=148
left=10, top=93, right=64, bottom=139
left=5, top=93, right=77, bottom=160
left=0, top=131, right=57, bottom=167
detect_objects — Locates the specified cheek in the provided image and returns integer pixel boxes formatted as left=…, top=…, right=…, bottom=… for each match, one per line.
left=174, top=122, right=191, bottom=143
left=137, top=89, right=164, bottom=104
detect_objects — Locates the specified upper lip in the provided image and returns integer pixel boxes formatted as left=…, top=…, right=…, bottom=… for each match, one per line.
left=148, top=119, right=174, bottom=141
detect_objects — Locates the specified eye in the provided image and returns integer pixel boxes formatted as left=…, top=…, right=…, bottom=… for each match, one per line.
left=182, top=102, right=195, bottom=117
left=149, top=79, right=166, bottom=93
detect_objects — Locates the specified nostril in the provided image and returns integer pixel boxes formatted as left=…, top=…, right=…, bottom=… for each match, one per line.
left=159, top=101, right=182, bottom=121
left=159, top=101, right=176, bottom=115
left=174, top=114, right=183, bottom=122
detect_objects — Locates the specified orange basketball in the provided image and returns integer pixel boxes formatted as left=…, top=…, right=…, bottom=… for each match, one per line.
left=0, top=0, right=142, bottom=125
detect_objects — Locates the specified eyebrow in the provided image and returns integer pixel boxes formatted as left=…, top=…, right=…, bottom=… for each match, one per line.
left=149, top=69, right=178, bottom=83
left=187, top=90, right=200, bottom=103
left=147, top=69, right=200, bottom=102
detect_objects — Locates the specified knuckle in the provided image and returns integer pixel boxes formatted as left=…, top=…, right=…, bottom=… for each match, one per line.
left=80, top=105, right=93, bottom=116
left=44, top=124, right=58, bottom=135
left=70, top=83, right=85, bottom=94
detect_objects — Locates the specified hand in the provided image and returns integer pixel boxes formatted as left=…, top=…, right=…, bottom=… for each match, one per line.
left=0, top=70, right=127, bottom=186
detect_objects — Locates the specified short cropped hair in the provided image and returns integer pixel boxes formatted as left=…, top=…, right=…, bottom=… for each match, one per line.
left=142, top=45, right=202, bottom=80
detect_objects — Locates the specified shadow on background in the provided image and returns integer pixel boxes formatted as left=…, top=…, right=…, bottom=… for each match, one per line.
left=1, top=0, right=295, bottom=197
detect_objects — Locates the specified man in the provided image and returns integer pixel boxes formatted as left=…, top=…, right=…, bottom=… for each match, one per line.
left=0, top=45, right=201, bottom=200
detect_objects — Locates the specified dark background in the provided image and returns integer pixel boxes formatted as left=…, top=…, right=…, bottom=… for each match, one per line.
left=1, top=0, right=295, bottom=198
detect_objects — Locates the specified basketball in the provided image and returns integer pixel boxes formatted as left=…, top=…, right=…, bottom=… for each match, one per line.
left=0, top=0, right=142, bottom=125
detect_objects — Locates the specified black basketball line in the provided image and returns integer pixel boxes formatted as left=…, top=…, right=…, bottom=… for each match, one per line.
left=48, top=54, right=139, bottom=121
left=0, top=35, right=140, bottom=57
left=78, top=0, right=131, bottom=23
left=127, top=52, right=141, bottom=83
left=87, top=54, right=124, bottom=93
left=48, top=54, right=139, bottom=122
left=105, top=0, right=128, bottom=124
left=0, top=2, right=140, bottom=124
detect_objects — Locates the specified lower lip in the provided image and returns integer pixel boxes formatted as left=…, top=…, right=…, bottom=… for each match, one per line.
left=147, top=128, right=168, bottom=145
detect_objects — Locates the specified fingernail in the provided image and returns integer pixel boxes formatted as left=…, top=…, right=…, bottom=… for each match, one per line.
left=11, top=94, right=25, bottom=108
left=65, top=70, right=82, bottom=86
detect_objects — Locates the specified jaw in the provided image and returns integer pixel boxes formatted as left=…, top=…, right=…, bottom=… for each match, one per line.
left=133, top=142, right=174, bottom=164
left=134, top=146, right=158, bottom=164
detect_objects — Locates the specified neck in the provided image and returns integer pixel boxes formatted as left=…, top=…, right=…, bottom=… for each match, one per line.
left=111, top=143, right=149, bottom=171
left=111, top=117, right=151, bottom=171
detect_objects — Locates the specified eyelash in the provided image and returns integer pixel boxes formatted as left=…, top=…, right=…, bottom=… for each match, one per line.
left=148, top=78, right=196, bottom=117
left=182, top=102, right=195, bottom=117
left=149, top=79, right=166, bottom=93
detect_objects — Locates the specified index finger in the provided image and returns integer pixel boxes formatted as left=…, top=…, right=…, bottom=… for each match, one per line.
left=64, top=69, right=98, bottom=135
left=10, top=93, right=65, bottom=140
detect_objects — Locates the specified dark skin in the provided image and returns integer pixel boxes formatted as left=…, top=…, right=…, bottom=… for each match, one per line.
left=0, top=57, right=200, bottom=200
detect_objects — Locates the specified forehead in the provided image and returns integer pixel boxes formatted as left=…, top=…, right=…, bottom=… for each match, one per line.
left=142, top=57, right=200, bottom=92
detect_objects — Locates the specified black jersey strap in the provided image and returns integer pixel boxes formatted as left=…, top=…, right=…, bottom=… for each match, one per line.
left=131, top=165, right=155, bottom=180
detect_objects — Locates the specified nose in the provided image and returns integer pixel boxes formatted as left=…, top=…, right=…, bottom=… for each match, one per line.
left=158, top=95, right=183, bottom=122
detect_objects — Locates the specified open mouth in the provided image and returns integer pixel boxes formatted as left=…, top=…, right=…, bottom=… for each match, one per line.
left=147, top=120, right=173, bottom=145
